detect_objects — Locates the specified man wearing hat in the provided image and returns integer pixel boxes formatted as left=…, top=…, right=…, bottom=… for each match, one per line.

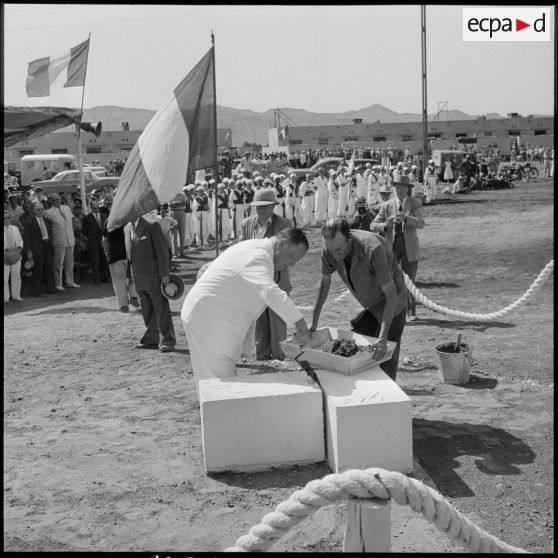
left=183, top=185, right=197, bottom=248
left=193, top=184, right=211, bottom=245
left=367, top=165, right=380, bottom=206
left=169, top=188, right=188, bottom=257
left=298, top=172, right=316, bottom=226
left=314, top=167, right=329, bottom=224
left=283, top=173, right=301, bottom=226
left=216, top=183, right=233, bottom=241
left=243, top=179, right=255, bottom=217
left=239, top=188, right=294, bottom=361
left=4, top=208, right=24, bottom=302
left=371, top=175, right=425, bottom=321
left=423, top=160, right=438, bottom=204
left=124, top=213, right=176, bottom=353
left=229, top=178, right=247, bottom=239
left=355, top=166, right=368, bottom=200
left=369, top=184, right=394, bottom=223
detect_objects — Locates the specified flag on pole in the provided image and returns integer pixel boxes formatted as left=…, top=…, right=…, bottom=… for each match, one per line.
left=107, top=47, right=216, bottom=231
left=26, top=39, right=90, bottom=98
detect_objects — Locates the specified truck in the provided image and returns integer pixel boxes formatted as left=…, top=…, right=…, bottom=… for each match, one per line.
left=20, top=154, right=78, bottom=187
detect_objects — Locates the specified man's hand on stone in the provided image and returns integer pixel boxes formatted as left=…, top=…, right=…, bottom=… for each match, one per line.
left=368, top=337, right=388, bottom=361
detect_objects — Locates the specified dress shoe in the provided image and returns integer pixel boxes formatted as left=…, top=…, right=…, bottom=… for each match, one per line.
left=158, top=345, right=175, bottom=353
left=129, top=297, right=140, bottom=308
left=120, top=306, right=129, bottom=313
left=66, top=283, right=81, bottom=288
left=55, top=285, right=65, bottom=292
left=134, top=343, right=158, bottom=350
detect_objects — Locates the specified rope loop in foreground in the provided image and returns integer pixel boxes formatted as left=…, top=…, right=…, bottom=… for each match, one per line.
left=224, top=468, right=528, bottom=553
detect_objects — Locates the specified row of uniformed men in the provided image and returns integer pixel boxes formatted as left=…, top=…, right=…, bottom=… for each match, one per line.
left=168, top=160, right=437, bottom=249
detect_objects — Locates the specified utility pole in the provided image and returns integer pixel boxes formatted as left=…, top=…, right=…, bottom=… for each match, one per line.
left=421, top=5, right=428, bottom=179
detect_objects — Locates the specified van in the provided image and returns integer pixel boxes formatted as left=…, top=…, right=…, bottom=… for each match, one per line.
left=21, top=154, right=78, bottom=187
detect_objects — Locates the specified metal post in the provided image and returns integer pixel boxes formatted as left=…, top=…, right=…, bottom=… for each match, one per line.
left=421, top=6, right=428, bottom=182
left=211, top=31, right=220, bottom=256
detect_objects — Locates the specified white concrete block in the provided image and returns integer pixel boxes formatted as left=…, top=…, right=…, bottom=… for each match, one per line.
left=318, top=367, right=413, bottom=474
left=199, top=371, right=325, bottom=473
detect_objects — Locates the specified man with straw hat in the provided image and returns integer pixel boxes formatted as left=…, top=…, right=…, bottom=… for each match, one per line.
left=371, top=175, right=425, bottom=321
left=239, top=188, right=293, bottom=360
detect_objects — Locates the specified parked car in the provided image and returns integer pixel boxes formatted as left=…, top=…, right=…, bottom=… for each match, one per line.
left=87, top=177, right=120, bottom=192
left=30, top=169, right=101, bottom=195
left=287, top=157, right=344, bottom=184
left=83, top=165, right=108, bottom=177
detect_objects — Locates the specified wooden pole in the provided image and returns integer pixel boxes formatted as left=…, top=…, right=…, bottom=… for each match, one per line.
left=343, top=498, right=391, bottom=552
left=211, top=31, right=220, bottom=257
left=421, top=6, right=428, bottom=183
left=77, top=32, right=92, bottom=215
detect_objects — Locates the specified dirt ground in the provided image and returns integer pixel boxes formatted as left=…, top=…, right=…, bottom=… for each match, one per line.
left=4, top=179, right=554, bottom=553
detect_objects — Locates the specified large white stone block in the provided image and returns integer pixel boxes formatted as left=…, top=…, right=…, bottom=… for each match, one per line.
left=318, top=367, right=413, bottom=474
left=199, top=371, right=325, bottom=473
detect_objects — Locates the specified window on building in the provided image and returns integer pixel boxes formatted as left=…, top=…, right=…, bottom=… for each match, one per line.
left=427, top=133, right=441, bottom=139
left=119, top=147, right=132, bottom=152
left=86, top=146, right=102, bottom=154
left=51, top=148, right=68, bottom=154
left=508, top=131, right=520, bottom=136
left=290, top=139, right=303, bottom=145
left=344, top=137, right=359, bottom=142
left=373, top=136, right=386, bottom=142
left=401, top=135, right=414, bottom=142
left=534, top=130, right=547, bottom=136
left=456, top=133, right=468, bottom=138
left=318, top=138, right=329, bottom=145
left=18, top=149, right=34, bottom=156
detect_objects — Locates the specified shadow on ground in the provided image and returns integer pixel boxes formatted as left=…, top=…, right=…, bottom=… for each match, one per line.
left=27, top=306, right=115, bottom=316
left=208, top=461, right=331, bottom=491
left=414, top=318, right=516, bottom=330
left=415, top=281, right=461, bottom=288
left=413, top=419, right=535, bottom=498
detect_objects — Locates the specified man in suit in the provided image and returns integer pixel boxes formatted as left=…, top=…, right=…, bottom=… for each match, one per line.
left=23, top=202, right=56, bottom=296
left=124, top=213, right=176, bottom=353
left=371, top=175, right=425, bottom=321
left=240, top=188, right=293, bottom=360
left=82, top=199, right=110, bottom=285
left=44, top=193, right=80, bottom=291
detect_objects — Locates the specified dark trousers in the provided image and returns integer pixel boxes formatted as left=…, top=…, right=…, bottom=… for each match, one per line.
left=31, top=242, right=55, bottom=295
left=350, top=307, right=407, bottom=381
left=87, top=241, right=110, bottom=284
left=392, top=234, right=419, bottom=316
left=137, top=288, right=176, bottom=348
left=255, top=307, right=287, bottom=360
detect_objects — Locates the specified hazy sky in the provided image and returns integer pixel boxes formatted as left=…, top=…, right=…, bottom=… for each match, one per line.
left=3, top=4, right=555, bottom=116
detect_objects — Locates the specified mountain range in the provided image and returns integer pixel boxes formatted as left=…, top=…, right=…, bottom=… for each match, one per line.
left=80, top=104, right=505, bottom=146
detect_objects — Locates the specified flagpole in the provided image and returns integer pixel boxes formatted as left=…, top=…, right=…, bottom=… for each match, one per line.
left=211, top=30, right=220, bottom=257
left=76, top=32, right=92, bottom=216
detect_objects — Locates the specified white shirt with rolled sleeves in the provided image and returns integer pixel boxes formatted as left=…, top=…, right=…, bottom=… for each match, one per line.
left=181, top=238, right=303, bottom=382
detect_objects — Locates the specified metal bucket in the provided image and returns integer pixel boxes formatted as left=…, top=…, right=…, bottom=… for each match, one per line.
left=434, top=342, right=473, bottom=385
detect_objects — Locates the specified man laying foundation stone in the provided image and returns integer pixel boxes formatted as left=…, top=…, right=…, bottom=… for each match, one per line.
left=181, top=227, right=311, bottom=384
left=310, top=218, right=407, bottom=382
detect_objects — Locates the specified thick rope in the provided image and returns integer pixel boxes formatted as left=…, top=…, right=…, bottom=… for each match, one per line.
left=296, top=260, right=554, bottom=321
left=224, top=468, right=527, bottom=553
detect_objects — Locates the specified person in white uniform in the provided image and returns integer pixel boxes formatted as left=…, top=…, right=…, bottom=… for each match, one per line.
left=181, top=227, right=311, bottom=383
left=336, top=167, right=350, bottom=218
left=313, top=168, right=329, bottom=224
left=299, top=173, right=315, bottom=226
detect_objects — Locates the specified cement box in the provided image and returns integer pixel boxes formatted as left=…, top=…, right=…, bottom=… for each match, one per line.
left=199, top=371, right=325, bottom=473
left=281, top=327, right=397, bottom=376
left=318, top=367, right=413, bottom=474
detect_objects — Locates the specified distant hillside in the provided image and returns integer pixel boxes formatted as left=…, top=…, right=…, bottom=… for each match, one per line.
left=76, top=104, right=506, bottom=146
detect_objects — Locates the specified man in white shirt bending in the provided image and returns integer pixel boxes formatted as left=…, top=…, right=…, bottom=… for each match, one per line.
left=181, top=227, right=311, bottom=383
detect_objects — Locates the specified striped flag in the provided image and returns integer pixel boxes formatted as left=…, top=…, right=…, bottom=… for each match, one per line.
left=107, top=47, right=216, bottom=231
left=26, top=39, right=90, bottom=98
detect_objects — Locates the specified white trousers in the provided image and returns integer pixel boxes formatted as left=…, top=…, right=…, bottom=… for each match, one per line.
left=182, top=320, right=237, bottom=385
left=301, top=196, right=315, bottom=225
left=196, top=211, right=211, bottom=244
left=108, top=259, right=139, bottom=309
left=424, top=178, right=438, bottom=202
left=53, top=245, right=75, bottom=287
left=184, top=212, right=196, bottom=244
left=4, top=260, right=22, bottom=301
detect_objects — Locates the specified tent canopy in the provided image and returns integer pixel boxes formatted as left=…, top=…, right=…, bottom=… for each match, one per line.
left=4, top=106, right=81, bottom=147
